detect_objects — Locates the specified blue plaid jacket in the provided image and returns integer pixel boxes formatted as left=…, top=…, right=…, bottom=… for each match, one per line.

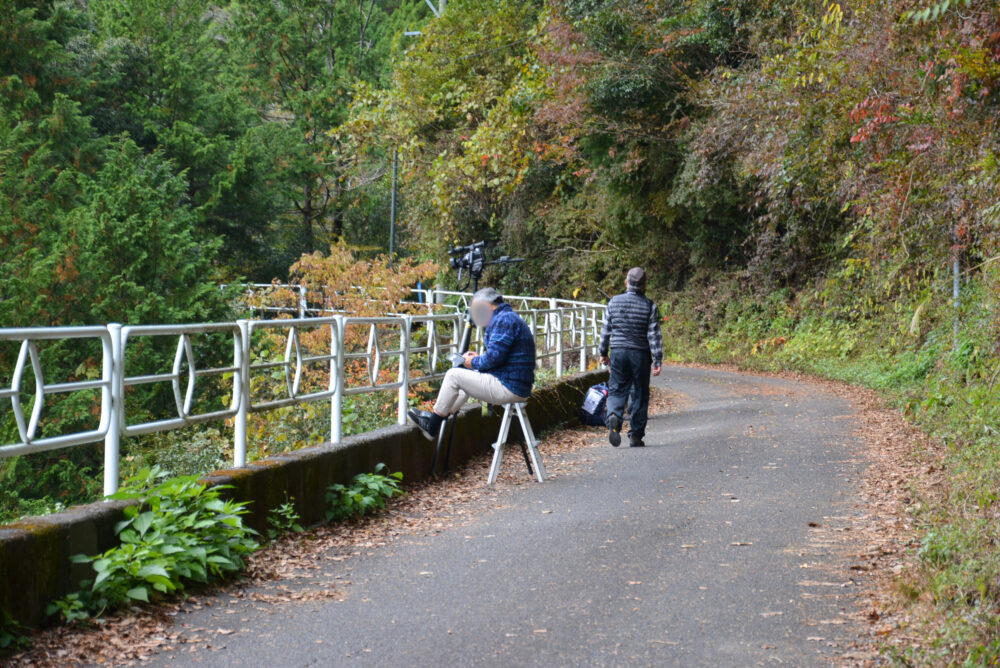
left=470, top=303, right=535, bottom=398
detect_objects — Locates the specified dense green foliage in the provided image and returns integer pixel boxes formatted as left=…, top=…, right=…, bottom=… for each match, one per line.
left=0, top=0, right=430, bottom=523
left=1, top=0, right=430, bottom=326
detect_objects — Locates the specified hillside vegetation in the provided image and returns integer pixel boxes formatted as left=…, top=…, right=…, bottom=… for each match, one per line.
left=3, top=0, right=1000, bottom=661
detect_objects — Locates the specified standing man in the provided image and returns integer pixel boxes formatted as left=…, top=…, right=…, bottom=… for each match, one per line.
left=408, top=287, right=536, bottom=440
left=598, top=267, right=662, bottom=447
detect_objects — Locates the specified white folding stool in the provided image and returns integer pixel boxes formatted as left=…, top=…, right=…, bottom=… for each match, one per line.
left=487, top=402, right=546, bottom=484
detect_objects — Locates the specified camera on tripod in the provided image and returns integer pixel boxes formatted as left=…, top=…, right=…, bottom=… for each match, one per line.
left=445, top=240, right=524, bottom=358
left=448, top=240, right=522, bottom=288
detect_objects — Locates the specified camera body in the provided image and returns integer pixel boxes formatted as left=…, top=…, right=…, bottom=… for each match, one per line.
left=448, top=240, right=521, bottom=286
left=448, top=241, right=487, bottom=278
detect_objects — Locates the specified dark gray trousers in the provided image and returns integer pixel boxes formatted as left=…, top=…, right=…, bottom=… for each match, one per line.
left=605, top=348, right=651, bottom=438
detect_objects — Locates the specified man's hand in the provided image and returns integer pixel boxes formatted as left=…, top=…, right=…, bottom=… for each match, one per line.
left=462, top=351, right=478, bottom=369
left=599, top=355, right=610, bottom=367
left=652, top=363, right=662, bottom=377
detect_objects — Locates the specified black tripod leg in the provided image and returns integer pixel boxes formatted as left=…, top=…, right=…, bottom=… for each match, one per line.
left=519, top=440, right=534, bottom=475
left=444, top=416, right=458, bottom=472
left=459, top=319, right=473, bottom=354
left=431, top=417, right=449, bottom=476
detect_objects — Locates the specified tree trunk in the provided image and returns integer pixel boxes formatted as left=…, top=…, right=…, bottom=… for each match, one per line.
left=302, top=179, right=315, bottom=252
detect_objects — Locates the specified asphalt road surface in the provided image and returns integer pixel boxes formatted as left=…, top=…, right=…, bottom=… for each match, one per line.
left=142, top=365, right=869, bottom=667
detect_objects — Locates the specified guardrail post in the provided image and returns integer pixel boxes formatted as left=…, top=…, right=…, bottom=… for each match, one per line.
left=331, top=315, right=345, bottom=443
left=234, top=319, right=250, bottom=467
left=547, top=299, right=556, bottom=354
left=578, top=309, right=587, bottom=372
left=103, top=323, right=123, bottom=497
left=398, top=315, right=411, bottom=425
left=555, top=311, right=564, bottom=378
left=531, top=311, right=541, bottom=369
left=298, top=285, right=308, bottom=318
left=550, top=299, right=563, bottom=377
left=591, top=308, right=600, bottom=356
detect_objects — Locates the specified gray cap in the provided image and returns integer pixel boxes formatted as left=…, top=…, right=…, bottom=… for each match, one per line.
left=626, top=267, right=647, bottom=289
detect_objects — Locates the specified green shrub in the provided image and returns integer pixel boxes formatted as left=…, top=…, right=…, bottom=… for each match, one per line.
left=325, top=464, right=403, bottom=522
left=0, top=612, right=30, bottom=654
left=266, top=494, right=304, bottom=540
left=48, top=468, right=258, bottom=622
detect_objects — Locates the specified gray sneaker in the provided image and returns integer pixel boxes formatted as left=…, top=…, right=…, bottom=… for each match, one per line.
left=607, top=415, right=622, bottom=447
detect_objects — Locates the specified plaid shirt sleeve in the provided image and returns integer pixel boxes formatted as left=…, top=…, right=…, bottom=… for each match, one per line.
left=471, top=317, right=516, bottom=372
left=648, top=302, right=663, bottom=364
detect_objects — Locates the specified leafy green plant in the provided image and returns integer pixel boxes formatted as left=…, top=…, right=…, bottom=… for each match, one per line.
left=45, top=593, right=89, bottom=625
left=0, top=611, right=30, bottom=654
left=267, top=494, right=304, bottom=540
left=48, top=467, right=258, bottom=622
left=325, top=464, right=403, bottom=522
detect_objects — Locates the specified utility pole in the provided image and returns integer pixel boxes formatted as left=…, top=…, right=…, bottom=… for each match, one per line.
left=389, top=148, right=398, bottom=263
left=394, top=1, right=445, bottom=253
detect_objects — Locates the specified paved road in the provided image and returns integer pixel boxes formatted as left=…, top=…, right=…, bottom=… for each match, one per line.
left=143, top=366, right=868, bottom=667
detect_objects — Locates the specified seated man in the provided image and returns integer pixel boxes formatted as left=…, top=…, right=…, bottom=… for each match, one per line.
left=408, top=287, right=536, bottom=440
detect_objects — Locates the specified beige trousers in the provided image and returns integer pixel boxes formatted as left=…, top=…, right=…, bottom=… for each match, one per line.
left=433, top=368, right=529, bottom=416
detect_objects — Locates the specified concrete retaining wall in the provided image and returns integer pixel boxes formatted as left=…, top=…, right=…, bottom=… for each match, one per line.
left=0, top=369, right=607, bottom=629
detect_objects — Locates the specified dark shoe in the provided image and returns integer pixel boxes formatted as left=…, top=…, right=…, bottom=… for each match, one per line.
left=629, top=434, right=645, bottom=448
left=408, top=409, right=444, bottom=441
left=607, top=414, right=622, bottom=447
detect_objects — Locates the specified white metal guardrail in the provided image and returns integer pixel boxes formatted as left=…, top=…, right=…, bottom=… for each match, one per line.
left=0, top=290, right=605, bottom=496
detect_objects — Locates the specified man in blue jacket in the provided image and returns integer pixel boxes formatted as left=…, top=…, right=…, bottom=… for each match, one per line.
left=408, top=287, right=536, bottom=440
left=599, top=267, right=662, bottom=447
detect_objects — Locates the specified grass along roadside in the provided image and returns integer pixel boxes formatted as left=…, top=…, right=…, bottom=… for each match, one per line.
left=660, top=275, right=1000, bottom=666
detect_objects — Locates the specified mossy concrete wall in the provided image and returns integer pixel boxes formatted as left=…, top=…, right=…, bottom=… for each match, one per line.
left=0, top=369, right=607, bottom=629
